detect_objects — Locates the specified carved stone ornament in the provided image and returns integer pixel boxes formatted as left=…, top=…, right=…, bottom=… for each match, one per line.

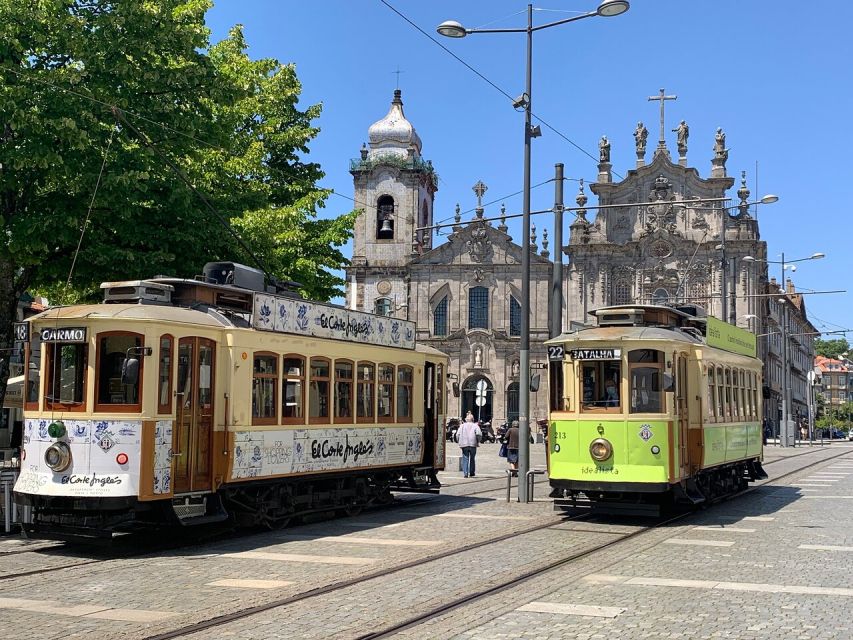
left=466, top=224, right=490, bottom=263
left=642, top=175, right=680, bottom=237
left=376, top=280, right=392, bottom=295
left=473, top=267, right=485, bottom=282
left=650, top=240, right=673, bottom=258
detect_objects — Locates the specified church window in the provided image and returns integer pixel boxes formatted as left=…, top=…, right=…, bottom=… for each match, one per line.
left=376, top=195, right=395, bottom=239
left=506, top=382, right=519, bottom=423
left=652, top=288, right=670, bottom=304
left=509, top=296, right=521, bottom=337
left=612, top=278, right=631, bottom=305
left=374, top=297, right=392, bottom=317
left=688, top=278, right=708, bottom=305
left=469, top=286, right=489, bottom=330
left=433, top=296, right=448, bottom=337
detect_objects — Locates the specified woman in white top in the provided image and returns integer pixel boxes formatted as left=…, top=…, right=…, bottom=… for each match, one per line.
left=457, top=412, right=481, bottom=478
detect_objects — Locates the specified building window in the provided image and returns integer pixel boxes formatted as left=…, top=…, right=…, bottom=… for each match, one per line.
left=374, top=298, right=392, bottom=317
left=376, top=195, right=395, bottom=239
left=688, top=278, right=708, bottom=305
left=509, top=296, right=521, bottom=337
left=652, top=288, right=670, bottom=304
left=252, top=353, right=278, bottom=425
left=612, top=278, right=631, bottom=305
left=433, top=296, right=448, bottom=337
left=469, top=286, right=489, bottom=330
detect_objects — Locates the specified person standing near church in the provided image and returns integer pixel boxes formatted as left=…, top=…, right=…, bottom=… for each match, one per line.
left=457, top=412, right=481, bottom=478
left=505, top=420, right=520, bottom=471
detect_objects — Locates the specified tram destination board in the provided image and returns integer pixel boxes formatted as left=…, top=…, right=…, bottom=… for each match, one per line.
left=568, top=348, right=621, bottom=360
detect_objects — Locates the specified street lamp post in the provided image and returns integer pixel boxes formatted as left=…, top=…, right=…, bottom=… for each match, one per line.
left=438, top=1, right=629, bottom=502
left=743, top=252, right=825, bottom=447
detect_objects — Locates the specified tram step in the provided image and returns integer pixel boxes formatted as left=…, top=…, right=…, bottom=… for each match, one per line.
left=172, top=494, right=228, bottom=525
left=748, top=460, right=768, bottom=480
left=675, top=479, right=707, bottom=505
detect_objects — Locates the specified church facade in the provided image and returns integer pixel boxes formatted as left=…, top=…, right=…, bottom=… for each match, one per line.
left=346, top=89, right=811, bottom=431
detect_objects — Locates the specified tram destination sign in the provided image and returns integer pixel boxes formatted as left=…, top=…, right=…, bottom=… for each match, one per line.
left=252, top=293, right=416, bottom=350
left=568, top=348, right=621, bottom=360
left=39, top=327, right=87, bottom=343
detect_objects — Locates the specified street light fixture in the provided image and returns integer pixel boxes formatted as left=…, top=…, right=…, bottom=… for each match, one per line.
left=742, top=251, right=826, bottom=447
left=437, top=1, right=629, bottom=501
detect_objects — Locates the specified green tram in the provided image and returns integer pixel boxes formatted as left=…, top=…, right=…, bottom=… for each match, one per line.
left=546, top=304, right=767, bottom=515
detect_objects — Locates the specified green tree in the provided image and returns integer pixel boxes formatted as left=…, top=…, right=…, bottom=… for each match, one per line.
left=815, top=338, right=850, bottom=359
left=0, top=2, right=354, bottom=402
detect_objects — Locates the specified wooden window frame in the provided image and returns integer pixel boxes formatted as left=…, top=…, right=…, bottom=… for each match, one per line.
left=45, top=341, right=88, bottom=413
left=377, top=363, right=395, bottom=424
left=580, top=360, right=623, bottom=414
left=252, top=351, right=279, bottom=426
left=281, top=354, right=306, bottom=425
left=309, top=357, right=331, bottom=425
left=707, top=365, right=716, bottom=421
left=24, top=340, right=41, bottom=412
left=157, top=334, right=174, bottom=415
left=356, top=361, right=376, bottom=423
left=628, top=350, right=665, bottom=415
left=334, top=359, right=354, bottom=424
left=94, top=330, right=145, bottom=413
left=396, top=365, right=413, bottom=422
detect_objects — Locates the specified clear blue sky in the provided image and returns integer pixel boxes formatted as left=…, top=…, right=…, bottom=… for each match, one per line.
left=207, top=1, right=853, bottom=337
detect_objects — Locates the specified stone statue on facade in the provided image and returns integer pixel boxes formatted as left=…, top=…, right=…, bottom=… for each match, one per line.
left=634, top=122, right=648, bottom=154
left=672, top=120, right=689, bottom=157
left=711, top=127, right=729, bottom=177
left=599, top=135, right=610, bottom=163
left=474, top=346, right=482, bottom=368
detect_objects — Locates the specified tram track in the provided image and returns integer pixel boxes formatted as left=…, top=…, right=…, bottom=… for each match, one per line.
left=137, top=448, right=853, bottom=640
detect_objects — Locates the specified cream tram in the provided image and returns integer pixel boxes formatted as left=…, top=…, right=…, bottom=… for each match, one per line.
left=14, top=263, right=448, bottom=537
left=546, top=304, right=767, bottom=515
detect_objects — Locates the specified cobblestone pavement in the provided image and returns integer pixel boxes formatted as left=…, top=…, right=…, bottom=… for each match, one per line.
left=0, top=443, right=848, bottom=640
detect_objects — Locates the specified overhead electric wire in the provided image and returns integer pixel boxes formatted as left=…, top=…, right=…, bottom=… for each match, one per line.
left=378, top=0, right=623, bottom=179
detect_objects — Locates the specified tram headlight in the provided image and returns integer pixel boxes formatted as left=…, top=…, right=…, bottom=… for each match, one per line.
left=589, top=438, right=613, bottom=462
left=44, top=442, right=72, bottom=472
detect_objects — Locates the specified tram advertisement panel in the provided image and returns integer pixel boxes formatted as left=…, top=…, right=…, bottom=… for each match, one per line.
left=230, top=426, right=423, bottom=479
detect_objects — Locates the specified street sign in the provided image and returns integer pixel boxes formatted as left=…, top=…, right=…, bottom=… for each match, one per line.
left=475, top=379, right=488, bottom=407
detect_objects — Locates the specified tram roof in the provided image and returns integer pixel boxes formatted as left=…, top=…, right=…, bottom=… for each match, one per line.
left=27, top=303, right=232, bottom=327
left=546, top=325, right=703, bottom=345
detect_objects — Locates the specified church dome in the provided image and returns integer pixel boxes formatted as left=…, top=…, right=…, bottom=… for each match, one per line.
left=367, top=89, right=422, bottom=159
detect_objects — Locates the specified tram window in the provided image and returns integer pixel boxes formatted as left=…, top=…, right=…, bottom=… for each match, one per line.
left=549, top=361, right=565, bottom=412
left=158, top=335, right=173, bottom=414
left=628, top=349, right=663, bottom=414
left=752, top=373, right=759, bottom=421
left=739, top=370, right=747, bottom=419
left=724, top=368, right=732, bottom=421
left=707, top=365, right=716, bottom=420
left=378, top=364, right=395, bottom=423
left=24, top=335, right=41, bottom=410
left=397, top=365, right=413, bottom=421
left=716, top=367, right=724, bottom=420
left=335, top=360, right=354, bottom=422
left=580, top=360, right=621, bottom=412
left=252, top=353, right=278, bottom=425
left=309, top=358, right=330, bottom=424
left=45, top=342, right=87, bottom=409
left=356, top=362, right=376, bottom=422
left=96, top=332, right=143, bottom=410
left=282, top=355, right=305, bottom=423
left=732, top=368, right=740, bottom=420
left=435, top=364, right=444, bottom=415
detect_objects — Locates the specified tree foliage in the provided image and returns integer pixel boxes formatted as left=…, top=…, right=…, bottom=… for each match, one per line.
left=814, top=338, right=850, bottom=359
left=0, top=1, right=354, bottom=393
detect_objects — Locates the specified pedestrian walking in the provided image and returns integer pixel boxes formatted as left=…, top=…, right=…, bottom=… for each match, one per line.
left=457, top=412, right=481, bottom=477
left=505, top=420, right=520, bottom=471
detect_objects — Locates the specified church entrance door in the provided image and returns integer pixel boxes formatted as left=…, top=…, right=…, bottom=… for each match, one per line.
left=462, top=375, right=493, bottom=424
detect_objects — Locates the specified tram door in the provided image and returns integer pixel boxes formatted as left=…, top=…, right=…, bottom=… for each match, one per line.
left=423, top=362, right=436, bottom=465
left=173, top=337, right=216, bottom=493
left=675, top=353, right=690, bottom=477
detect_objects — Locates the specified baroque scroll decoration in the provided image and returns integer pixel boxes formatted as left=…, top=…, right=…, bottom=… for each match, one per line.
left=641, top=175, right=681, bottom=238
left=466, top=224, right=490, bottom=263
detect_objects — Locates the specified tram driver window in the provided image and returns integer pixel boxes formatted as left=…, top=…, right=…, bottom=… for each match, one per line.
left=580, top=360, right=621, bottom=412
left=96, top=332, right=143, bottom=409
left=629, top=349, right=664, bottom=414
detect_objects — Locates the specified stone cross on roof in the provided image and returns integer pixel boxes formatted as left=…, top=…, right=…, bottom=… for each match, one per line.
left=647, top=88, right=677, bottom=150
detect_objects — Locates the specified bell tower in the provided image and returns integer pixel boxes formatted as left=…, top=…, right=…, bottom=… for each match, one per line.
left=347, top=90, right=437, bottom=316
